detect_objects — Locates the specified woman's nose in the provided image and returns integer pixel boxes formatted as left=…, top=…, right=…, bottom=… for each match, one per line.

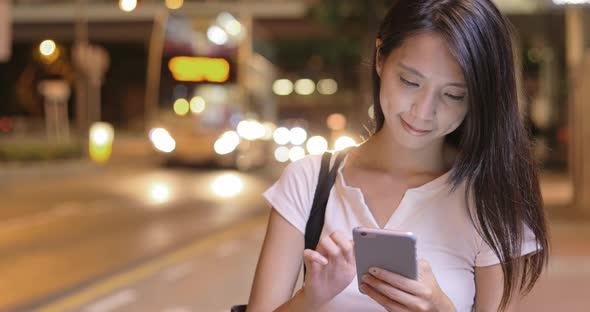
left=411, top=91, right=437, bottom=121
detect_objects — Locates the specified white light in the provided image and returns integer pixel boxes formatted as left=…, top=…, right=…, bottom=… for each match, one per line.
left=236, top=120, right=249, bottom=138
left=211, top=174, right=243, bottom=198
left=289, top=127, right=307, bottom=145
left=90, top=122, right=114, bottom=146
left=553, top=0, right=590, bottom=4
left=39, top=40, right=56, bottom=56
left=149, top=128, right=176, bottom=153
left=274, top=146, right=290, bottom=162
left=334, top=136, right=357, bottom=151
left=273, top=79, right=294, bottom=96
left=190, top=96, right=206, bottom=114
left=207, top=25, right=228, bottom=45
left=237, top=120, right=266, bottom=141
left=262, top=122, right=276, bottom=140
left=289, top=146, right=306, bottom=162
left=317, top=79, right=338, bottom=95
left=273, top=127, right=291, bottom=145
left=306, top=136, right=328, bottom=155
left=216, top=12, right=244, bottom=37
left=91, top=128, right=109, bottom=145
left=217, top=12, right=236, bottom=27
left=119, top=0, right=137, bottom=12
left=214, top=131, right=240, bottom=155
left=294, top=79, right=315, bottom=95
left=149, top=183, right=171, bottom=204
left=225, top=20, right=243, bottom=36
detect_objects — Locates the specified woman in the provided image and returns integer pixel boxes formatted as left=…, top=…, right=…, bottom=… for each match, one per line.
left=247, top=0, right=548, bottom=311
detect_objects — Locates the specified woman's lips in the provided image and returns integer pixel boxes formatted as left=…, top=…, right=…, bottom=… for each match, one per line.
left=400, top=117, right=432, bottom=136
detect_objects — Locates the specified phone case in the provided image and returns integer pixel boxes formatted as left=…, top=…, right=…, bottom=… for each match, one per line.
left=353, top=227, right=418, bottom=291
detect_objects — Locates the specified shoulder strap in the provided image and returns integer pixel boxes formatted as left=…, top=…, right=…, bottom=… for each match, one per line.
left=304, top=150, right=348, bottom=251
left=229, top=151, right=348, bottom=312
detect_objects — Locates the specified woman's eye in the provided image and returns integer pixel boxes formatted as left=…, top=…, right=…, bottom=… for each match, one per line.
left=445, top=93, right=465, bottom=101
left=400, top=76, right=419, bottom=87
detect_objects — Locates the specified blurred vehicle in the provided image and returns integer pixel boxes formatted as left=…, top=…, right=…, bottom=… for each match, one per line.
left=149, top=84, right=268, bottom=170
left=147, top=14, right=276, bottom=170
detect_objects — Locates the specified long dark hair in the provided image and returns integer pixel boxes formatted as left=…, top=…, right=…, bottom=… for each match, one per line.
left=371, top=0, right=548, bottom=309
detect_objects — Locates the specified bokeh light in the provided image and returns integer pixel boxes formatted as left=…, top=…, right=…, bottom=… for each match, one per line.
left=306, top=136, right=328, bottom=155
left=173, top=99, right=189, bottom=116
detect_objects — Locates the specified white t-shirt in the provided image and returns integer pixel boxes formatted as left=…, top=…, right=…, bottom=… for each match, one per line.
left=263, top=153, right=539, bottom=312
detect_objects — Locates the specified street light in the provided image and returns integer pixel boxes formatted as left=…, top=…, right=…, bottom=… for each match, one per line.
left=294, top=79, right=315, bottom=95
left=207, top=25, right=228, bottom=45
left=165, top=0, right=184, bottom=10
left=119, top=0, right=137, bottom=12
left=89, top=122, right=114, bottom=164
left=39, top=40, right=56, bottom=56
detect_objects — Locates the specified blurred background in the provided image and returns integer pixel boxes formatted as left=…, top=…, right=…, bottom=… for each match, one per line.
left=0, top=0, right=589, bottom=311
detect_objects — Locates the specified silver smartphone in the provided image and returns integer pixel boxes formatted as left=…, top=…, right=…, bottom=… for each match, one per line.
left=353, top=227, right=418, bottom=290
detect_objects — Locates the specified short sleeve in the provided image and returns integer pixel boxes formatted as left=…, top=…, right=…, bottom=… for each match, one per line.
left=475, top=224, right=541, bottom=267
left=262, top=155, right=321, bottom=235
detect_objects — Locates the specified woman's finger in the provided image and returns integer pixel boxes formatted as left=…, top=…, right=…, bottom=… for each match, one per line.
left=329, top=232, right=355, bottom=263
left=317, top=235, right=343, bottom=259
left=368, top=267, right=424, bottom=296
left=303, top=249, right=328, bottom=265
left=362, top=273, right=423, bottom=310
left=360, top=283, right=411, bottom=312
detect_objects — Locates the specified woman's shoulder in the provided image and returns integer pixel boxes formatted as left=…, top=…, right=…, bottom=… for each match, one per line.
left=275, top=154, right=323, bottom=186
left=283, top=154, right=322, bottom=173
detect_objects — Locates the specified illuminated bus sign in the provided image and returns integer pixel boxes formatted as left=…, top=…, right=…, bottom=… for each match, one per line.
left=168, top=56, right=230, bottom=83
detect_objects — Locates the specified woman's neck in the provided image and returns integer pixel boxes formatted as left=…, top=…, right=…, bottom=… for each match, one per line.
left=350, top=128, right=450, bottom=176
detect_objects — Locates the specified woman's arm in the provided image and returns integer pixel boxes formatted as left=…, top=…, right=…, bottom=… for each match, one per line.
left=474, top=260, right=525, bottom=312
left=247, top=208, right=357, bottom=311
left=246, top=208, right=306, bottom=311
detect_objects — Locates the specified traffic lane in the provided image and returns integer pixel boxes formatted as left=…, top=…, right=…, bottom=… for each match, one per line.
left=36, top=216, right=273, bottom=312
left=0, top=168, right=273, bottom=311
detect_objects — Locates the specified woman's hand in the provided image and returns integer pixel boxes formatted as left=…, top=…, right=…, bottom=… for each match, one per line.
left=301, top=231, right=356, bottom=307
left=360, top=260, right=456, bottom=312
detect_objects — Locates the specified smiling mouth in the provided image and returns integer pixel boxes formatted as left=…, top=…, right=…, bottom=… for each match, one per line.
left=400, top=117, right=432, bottom=136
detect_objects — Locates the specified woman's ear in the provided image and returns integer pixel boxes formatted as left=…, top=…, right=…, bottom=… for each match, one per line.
left=375, top=39, right=383, bottom=78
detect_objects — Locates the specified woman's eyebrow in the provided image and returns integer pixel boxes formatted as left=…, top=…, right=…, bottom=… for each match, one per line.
left=398, top=62, right=467, bottom=88
left=398, top=63, right=425, bottom=78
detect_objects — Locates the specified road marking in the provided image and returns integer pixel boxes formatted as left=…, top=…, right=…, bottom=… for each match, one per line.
left=161, top=263, right=194, bottom=282
left=214, top=240, right=242, bottom=258
left=34, top=215, right=267, bottom=312
left=83, top=289, right=137, bottom=312
left=0, top=202, right=81, bottom=234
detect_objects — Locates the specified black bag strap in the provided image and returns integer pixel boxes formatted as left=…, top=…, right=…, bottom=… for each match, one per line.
left=304, top=151, right=347, bottom=251
left=230, top=150, right=348, bottom=312
left=302, top=150, right=348, bottom=280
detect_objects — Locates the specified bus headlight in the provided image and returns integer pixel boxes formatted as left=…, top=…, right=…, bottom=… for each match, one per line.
left=149, top=128, right=176, bottom=153
left=214, top=130, right=240, bottom=155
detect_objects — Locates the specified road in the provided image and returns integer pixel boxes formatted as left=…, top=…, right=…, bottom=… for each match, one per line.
left=0, top=163, right=274, bottom=312
left=1, top=163, right=588, bottom=312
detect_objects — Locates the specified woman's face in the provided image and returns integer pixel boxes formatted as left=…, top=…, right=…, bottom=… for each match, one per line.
left=376, top=32, right=468, bottom=150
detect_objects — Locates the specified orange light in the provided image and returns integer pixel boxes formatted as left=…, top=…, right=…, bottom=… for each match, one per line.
left=168, top=57, right=230, bottom=83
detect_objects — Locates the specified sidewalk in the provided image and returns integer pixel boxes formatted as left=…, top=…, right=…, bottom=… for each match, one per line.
left=0, top=133, right=155, bottom=183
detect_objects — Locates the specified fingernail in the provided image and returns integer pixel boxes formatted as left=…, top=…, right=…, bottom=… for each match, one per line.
left=362, top=274, right=368, bottom=282
left=370, top=267, right=378, bottom=275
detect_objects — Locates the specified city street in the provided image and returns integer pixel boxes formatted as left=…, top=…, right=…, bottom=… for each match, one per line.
left=1, top=162, right=588, bottom=312
left=0, top=162, right=274, bottom=312
left=2, top=1, right=590, bottom=311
